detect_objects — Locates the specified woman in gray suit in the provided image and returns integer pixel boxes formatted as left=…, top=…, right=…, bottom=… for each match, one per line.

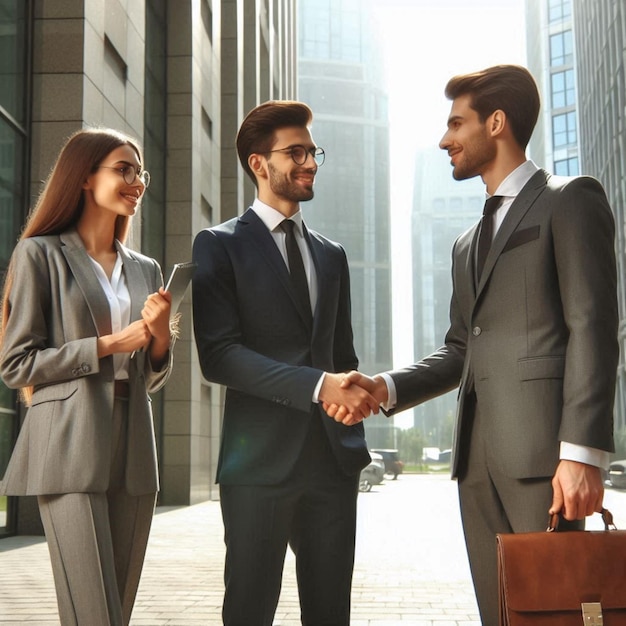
left=0, top=128, right=174, bottom=625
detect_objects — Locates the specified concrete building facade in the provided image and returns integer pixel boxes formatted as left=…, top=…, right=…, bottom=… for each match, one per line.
left=0, top=0, right=296, bottom=536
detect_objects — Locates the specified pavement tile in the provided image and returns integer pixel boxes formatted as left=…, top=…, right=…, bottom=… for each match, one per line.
left=0, top=475, right=480, bottom=625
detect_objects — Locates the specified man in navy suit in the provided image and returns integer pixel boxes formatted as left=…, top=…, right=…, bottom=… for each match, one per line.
left=192, top=100, right=378, bottom=625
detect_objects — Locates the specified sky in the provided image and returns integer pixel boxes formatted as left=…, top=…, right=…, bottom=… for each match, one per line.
left=369, top=0, right=527, bottom=426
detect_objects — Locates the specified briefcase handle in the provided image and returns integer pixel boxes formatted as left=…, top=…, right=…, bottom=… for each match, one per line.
left=547, top=507, right=617, bottom=532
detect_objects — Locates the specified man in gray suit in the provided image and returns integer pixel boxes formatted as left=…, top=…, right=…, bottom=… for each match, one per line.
left=330, top=65, right=618, bottom=624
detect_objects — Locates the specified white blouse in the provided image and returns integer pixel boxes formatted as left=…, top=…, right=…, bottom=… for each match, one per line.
left=88, top=253, right=131, bottom=380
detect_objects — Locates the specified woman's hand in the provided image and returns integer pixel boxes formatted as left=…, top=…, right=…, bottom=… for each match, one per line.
left=97, top=319, right=151, bottom=357
left=142, top=288, right=172, bottom=343
left=142, top=287, right=172, bottom=369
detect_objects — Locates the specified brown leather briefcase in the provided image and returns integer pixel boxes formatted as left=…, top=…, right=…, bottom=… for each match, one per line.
left=497, top=509, right=626, bottom=625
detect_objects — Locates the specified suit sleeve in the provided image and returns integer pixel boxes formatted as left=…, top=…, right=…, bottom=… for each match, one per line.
left=552, top=176, right=617, bottom=451
left=192, top=228, right=323, bottom=414
left=387, top=238, right=467, bottom=414
left=0, top=239, right=100, bottom=389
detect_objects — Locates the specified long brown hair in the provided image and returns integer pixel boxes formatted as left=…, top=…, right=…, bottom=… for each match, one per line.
left=0, top=127, right=145, bottom=403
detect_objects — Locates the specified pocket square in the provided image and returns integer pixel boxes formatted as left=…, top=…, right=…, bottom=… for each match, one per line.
left=502, top=225, right=540, bottom=252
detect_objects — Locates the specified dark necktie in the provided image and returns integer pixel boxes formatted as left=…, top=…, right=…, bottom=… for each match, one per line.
left=476, top=195, right=502, bottom=282
left=280, top=219, right=311, bottom=318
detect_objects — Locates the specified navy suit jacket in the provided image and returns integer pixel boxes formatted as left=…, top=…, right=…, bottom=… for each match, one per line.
left=192, top=208, right=370, bottom=484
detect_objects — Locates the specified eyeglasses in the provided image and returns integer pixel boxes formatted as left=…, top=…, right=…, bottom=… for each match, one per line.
left=264, top=145, right=325, bottom=167
left=97, top=165, right=151, bottom=188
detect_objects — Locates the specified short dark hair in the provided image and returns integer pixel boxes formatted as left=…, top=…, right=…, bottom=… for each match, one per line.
left=236, top=100, right=313, bottom=185
left=444, top=65, right=540, bottom=149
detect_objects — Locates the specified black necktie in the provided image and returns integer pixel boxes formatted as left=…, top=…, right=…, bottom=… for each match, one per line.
left=476, top=195, right=502, bottom=282
left=280, top=219, right=311, bottom=318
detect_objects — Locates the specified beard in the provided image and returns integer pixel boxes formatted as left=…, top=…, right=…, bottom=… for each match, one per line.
left=451, top=132, right=496, bottom=181
left=268, top=162, right=315, bottom=202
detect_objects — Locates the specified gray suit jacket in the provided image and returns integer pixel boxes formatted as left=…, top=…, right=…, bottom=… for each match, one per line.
left=388, top=170, right=618, bottom=479
left=0, top=230, right=172, bottom=496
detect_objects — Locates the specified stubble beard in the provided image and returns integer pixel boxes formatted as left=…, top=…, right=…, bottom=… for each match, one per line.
left=268, top=163, right=315, bottom=203
left=452, top=133, right=496, bottom=182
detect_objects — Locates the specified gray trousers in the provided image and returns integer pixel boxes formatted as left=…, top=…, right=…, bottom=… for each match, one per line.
left=457, top=398, right=581, bottom=626
left=38, top=397, right=156, bottom=626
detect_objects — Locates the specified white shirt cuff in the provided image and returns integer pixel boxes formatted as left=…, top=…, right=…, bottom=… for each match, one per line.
left=312, top=372, right=325, bottom=403
left=380, top=373, right=397, bottom=411
left=560, top=441, right=610, bottom=470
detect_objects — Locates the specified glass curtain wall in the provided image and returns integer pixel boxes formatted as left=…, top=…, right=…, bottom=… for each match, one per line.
left=0, top=0, right=31, bottom=535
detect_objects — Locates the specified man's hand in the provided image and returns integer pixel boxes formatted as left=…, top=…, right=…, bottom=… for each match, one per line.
left=322, top=371, right=389, bottom=424
left=550, top=459, right=604, bottom=520
left=319, top=373, right=380, bottom=426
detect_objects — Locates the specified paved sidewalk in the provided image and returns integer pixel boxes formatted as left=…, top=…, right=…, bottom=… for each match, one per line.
left=0, top=475, right=481, bottom=625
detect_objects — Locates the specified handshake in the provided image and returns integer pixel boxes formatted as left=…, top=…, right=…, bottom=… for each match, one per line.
left=319, top=371, right=390, bottom=426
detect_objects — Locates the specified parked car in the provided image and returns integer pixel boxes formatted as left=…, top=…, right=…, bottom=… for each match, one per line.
left=437, top=449, right=452, bottom=464
left=359, top=452, right=385, bottom=492
left=371, top=448, right=404, bottom=479
left=607, top=459, right=626, bottom=489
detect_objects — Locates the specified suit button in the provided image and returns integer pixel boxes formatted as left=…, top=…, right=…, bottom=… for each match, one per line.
left=80, top=363, right=91, bottom=374
left=472, top=326, right=482, bottom=336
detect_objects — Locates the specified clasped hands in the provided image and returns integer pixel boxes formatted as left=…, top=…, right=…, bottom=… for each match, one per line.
left=319, top=371, right=389, bottom=426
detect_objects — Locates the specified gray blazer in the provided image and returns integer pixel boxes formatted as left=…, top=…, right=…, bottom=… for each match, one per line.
left=388, top=170, right=618, bottom=479
left=0, top=230, right=172, bottom=496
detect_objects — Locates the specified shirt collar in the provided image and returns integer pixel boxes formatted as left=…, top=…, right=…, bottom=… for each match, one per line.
left=252, top=198, right=304, bottom=235
left=490, top=160, right=539, bottom=199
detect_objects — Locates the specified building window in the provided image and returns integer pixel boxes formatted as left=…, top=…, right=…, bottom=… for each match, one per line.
left=548, top=0, right=572, bottom=23
left=552, top=111, right=577, bottom=148
left=551, top=69, right=575, bottom=108
left=550, top=30, right=573, bottom=66
left=0, top=0, right=31, bottom=537
left=554, top=157, right=579, bottom=175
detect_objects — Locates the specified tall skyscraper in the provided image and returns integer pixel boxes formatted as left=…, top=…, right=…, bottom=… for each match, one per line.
left=297, top=0, right=394, bottom=447
left=411, top=147, right=483, bottom=442
left=526, top=0, right=580, bottom=175
left=526, top=0, right=626, bottom=434
left=573, top=0, right=626, bottom=431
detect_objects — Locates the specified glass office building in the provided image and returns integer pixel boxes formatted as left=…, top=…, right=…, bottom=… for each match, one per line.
left=573, top=0, right=626, bottom=432
left=527, top=0, right=626, bottom=435
left=297, top=0, right=394, bottom=447
left=526, top=0, right=580, bottom=176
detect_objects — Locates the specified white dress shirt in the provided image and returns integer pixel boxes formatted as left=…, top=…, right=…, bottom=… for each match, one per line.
left=251, top=199, right=324, bottom=401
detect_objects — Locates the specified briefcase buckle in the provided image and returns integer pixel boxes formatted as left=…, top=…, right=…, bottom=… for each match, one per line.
left=581, top=602, right=603, bottom=625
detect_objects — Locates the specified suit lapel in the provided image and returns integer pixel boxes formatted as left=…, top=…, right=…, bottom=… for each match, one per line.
left=475, top=169, right=548, bottom=298
left=115, top=241, right=151, bottom=322
left=60, top=230, right=112, bottom=337
left=239, top=208, right=313, bottom=330
left=304, top=225, right=328, bottom=331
